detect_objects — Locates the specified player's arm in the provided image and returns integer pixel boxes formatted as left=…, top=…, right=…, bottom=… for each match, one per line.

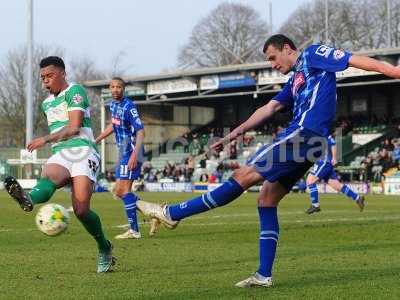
left=348, top=55, right=400, bottom=79
left=331, top=144, right=337, bottom=166
left=127, top=104, right=145, bottom=170
left=27, top=110, right=83, bottom=152
left=211, top=100, right=284, bottom=149
left=128, top=129, right=145, bottom=170
left=95, top=123, right=114, bottom=144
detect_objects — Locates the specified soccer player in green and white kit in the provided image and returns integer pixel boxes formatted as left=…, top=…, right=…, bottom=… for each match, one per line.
left=4, top=56, right=115, bottom=273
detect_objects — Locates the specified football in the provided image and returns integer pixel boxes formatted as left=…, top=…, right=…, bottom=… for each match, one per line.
left=35, top=203, right=70, bottom=236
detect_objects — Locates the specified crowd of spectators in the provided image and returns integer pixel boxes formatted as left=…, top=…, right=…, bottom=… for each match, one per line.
left=104, top=118, right=400, bottom=185
left=359, top=137, right=400, bottom=182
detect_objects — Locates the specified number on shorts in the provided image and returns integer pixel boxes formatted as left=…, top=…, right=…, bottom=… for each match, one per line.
left=88, top=159, right=98, bottom=173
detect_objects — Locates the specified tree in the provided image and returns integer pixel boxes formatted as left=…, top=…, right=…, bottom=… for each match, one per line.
left=178, top=2, right=269, bottom=69
left=0, top=47, right=108, bottom=147
left=0, top=45, right=64, bottom=147
left=279, top=0, right=400, bottom=51
left=69, top=55, right=107, bottom=135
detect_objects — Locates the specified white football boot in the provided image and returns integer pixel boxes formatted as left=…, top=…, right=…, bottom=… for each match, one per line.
left=149, top=218, right=161, bottom=237
left=114, top=229, right=141, bottom=239
left=136, top=200, right=179, bottom=229
left=235, top=273, right=273, bottom=288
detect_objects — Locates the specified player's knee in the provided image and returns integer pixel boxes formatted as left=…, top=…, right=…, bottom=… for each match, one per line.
left=306, top=177, right=316, bottom=186
left=73, top=203, right=89, bottom=219
left=232, top=166, right=260, bottom=189
left=115, top=188, right=124, bottom=198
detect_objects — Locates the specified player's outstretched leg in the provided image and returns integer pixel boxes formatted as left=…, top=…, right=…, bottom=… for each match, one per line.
left=137, top=177, right=245, bottom=229
left=115, top=192, right=141, bottom=239
left=4, top=176, right=34, bottom=212
left=306, top=183, right=321, bottom=214
left=328, top=179, right=365, bottom=212
left=236, top=207, right=278, bottom=288
left=4, top=176, right=57, bottom=212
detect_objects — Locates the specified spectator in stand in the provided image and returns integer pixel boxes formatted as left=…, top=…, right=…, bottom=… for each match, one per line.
left=392, top=140, right=400, bottom=165
left=381, top=138, right=394, bottom=152
left=379, top=148, right=396, bottom=175
left=199, top=154, right=207, bottom=169
left=189, top=133, right=202, bottom=156
left=186, top=155, right=195, bottom=180
left=215, top=163, right=224, bottom=182
left=208, top=172, right=217, bottom=183
left=199, top=173, right=209, bottom=183
left=229, top=140, right=238, bottom=159
left=182, top=131, right=191, bottom=153
left=361, top=154, right=373, bottom=182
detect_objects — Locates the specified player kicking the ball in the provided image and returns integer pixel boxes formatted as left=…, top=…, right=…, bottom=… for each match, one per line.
left=95, top=77, right=159, bottom=239
left=137, top=34, right=400, bottom=287
left=4, top=56, right=115, bottom=273
left=306, top=133, right=365, bottom=214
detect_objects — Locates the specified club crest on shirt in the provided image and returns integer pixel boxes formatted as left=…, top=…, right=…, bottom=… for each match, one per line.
left=72, top=94, right=83, bottom=104
left=333, top=49, right=345, bottom=60
left=315, top=45, right=333, bottom=58
left=112, top=117, right=121, bottom=125
left=292, top=72, right=305, bottom=96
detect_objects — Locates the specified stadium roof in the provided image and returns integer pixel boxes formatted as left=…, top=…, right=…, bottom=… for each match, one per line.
left=85, top=47, right=400, bottom=88
left=85, top=47, right=400, bottom=105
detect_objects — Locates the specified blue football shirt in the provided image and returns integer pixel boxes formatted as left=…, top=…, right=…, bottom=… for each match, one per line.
left=274, top=45, right=352, bottom=137
left=110, top=97, right=144, bottom=156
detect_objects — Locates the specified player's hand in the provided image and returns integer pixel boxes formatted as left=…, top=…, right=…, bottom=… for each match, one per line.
left=210, top=137, right=225, bottom=150
left=27, top=137, right=47, bottom=152
left=210, top=130, right=239, bottom=150
left=128, top=152, right=137, bottom=170
left=331, top=158, right=337, bottom=166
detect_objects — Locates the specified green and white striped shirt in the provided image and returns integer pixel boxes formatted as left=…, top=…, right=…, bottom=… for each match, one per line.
left=41, top=83, right=98, bottom=154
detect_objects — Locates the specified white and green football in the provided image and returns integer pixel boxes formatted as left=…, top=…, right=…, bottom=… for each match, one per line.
left=35, top=203, right=70, bottom=236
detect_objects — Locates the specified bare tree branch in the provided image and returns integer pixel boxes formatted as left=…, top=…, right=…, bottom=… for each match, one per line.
left=178, top=2, right=269, bottom=69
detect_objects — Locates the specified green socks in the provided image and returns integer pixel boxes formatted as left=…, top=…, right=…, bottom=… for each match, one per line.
left=78, top=210, right=110, bottom=252
left=29, top=178, right=57, bottom=205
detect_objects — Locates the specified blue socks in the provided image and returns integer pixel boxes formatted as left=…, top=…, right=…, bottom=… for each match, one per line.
left=168, top=177, right=244, bottom=221
left=341, top=185, right=359, bottom=201
left=308, top=183, right=319, bottom=207
left=122, top=193, right=139, bottom=232
left=257, top=207, right=279, bottom=278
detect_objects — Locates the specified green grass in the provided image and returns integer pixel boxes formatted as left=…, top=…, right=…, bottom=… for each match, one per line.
left=0, top=191, right=399, bottom=299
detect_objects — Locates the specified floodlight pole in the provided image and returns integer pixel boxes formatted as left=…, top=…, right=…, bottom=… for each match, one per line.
left=387, top=0, right=392, bottom=47
left=26, top=0, right=34, bottom=146
left=325, top=0, right=329, bottom=43
left=100, top=98, right=106, bottom=173
left=268, top=1, right=273, bottom=34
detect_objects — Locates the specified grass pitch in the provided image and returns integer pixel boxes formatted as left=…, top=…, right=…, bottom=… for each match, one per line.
left=0, top=190, right=399, bottom=299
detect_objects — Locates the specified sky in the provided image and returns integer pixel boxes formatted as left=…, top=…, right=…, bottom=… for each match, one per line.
left=1, top=0, right=307, bottom=76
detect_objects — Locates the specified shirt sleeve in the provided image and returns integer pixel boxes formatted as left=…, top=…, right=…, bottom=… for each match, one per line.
left=273, top=79, right=294, bottom=107
left=306, top=45, right=352, bottom=72
left=65, top=84, right=89, bottom=112
left=328, top=135, right=336, bottom=146
left=126, top=102, right=144, bottom=131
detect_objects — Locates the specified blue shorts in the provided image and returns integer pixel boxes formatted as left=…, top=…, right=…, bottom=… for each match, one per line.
left=115, top=153, right=142, bottom=180
left=247, top=128, right=325, bottom=191
left=310, top=161, right=338, bottom=181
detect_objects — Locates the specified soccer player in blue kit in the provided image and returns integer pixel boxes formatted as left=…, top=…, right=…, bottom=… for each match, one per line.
left=306, top=134, right=364, bottom=214
left=138, top=34, right=400, bottom=287
left=96, top=77, right=145, bottom=239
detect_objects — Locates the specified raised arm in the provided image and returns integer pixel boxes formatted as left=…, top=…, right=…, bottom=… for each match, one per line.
left=349, top=55, right=400, bottom=79
left=331, top=144, right=337, bottom=166
left=211, top=100, right=284, bottom=149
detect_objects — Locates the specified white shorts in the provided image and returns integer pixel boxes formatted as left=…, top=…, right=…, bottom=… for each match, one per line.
left=46, top=147, right=100, bottom=182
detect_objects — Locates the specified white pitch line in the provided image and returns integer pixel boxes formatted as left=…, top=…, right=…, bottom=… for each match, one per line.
left=113, top=214, right=400, bottom=229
